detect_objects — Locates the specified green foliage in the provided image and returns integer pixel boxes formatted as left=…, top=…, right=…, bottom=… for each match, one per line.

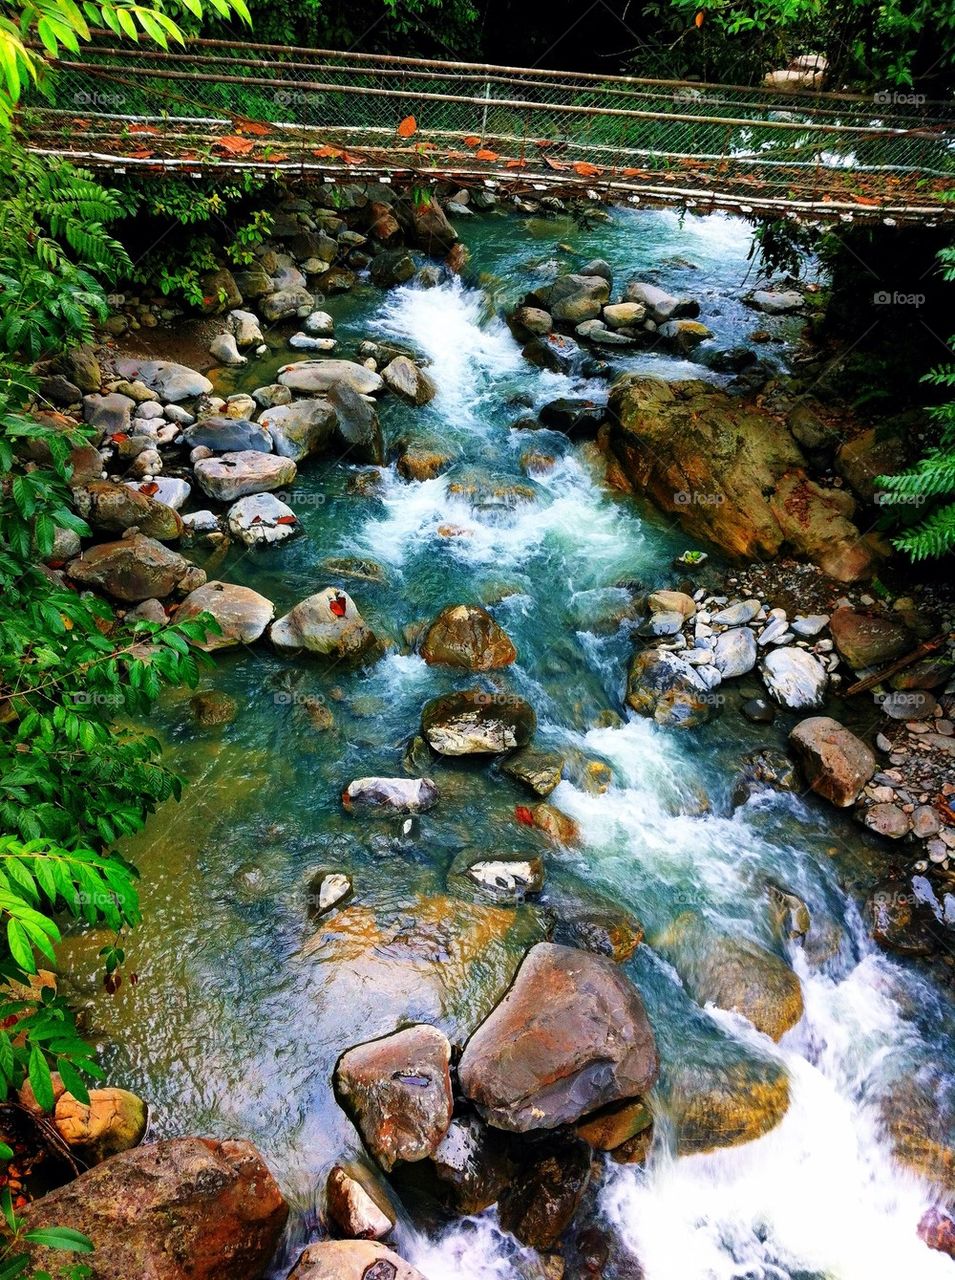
left=0, top=0, right=251, bottom=126
left=204, top=0, right=475, bottom=54
left=654, top=0, right=954, bottom=89
left=0, top=1157, right=93, bottom=1277
left=0, top=140, right=132, bottom=361
left=878, top=246, right=955, bottom=561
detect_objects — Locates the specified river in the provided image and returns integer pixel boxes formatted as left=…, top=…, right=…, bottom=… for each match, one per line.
left=60, top=206, right=953, bottom=1279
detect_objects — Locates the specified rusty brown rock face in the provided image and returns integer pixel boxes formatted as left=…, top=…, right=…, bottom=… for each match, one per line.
left=458, top=942, right=658, bottom=1132
left=334, top=1025, right=453, bottom=1171
left=419, top=604, right=517, bottom=670
left=24, top=1137, right=288, bottom=1280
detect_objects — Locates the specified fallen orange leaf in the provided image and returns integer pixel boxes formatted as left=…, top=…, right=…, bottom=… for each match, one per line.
left=695, top=9, right=704, bottom=25
left=573, top=160, right=602, bottom=177
left=312, top=144, right=343, bottom=158
left=216, top=135, right=255, bottom=155
left=234, top=116, right=270, bottom=136
left=476, top=148, right=499, bottom=161
left=505, top=158, right=528, bottom=168
left=397, top=114, right=417, bottom=138
left=543, top=156, right=569, bottom=171
left=464, top=135, right=481, bottom=147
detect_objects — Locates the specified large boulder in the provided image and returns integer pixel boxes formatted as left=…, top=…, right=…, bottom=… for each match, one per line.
left=655, top=913, right=803, bottom=1041
left=194, top=451, right=296, bottom=502
left=279, top=360, right=383, bottom=396
left=271, top=587, right=379, bottom=661
left=458, top=942, right=658, bottom=1132
left=177, top=581, right=275, bottom=650
left=421, top=689, right=536, bottom=756
left=260, top=399, right=337, bottom=461
left=23, top=1137, right=288, bottom=1280
left=67, top=534, right=196, bottom=601
left=287, top=1241, right=427, bottom=1280
left=115, top=358, right=212, bottom=403
left=334, top=1025, right=453, bottom=1171
left=420, top=604, right=516, bottom=670
left=789, top=716, right=876, bottom=807
left=328, top=383, right=385, bottom=465
left=607, top=377, right=875, bottom=582
left=76, top=480, right=183, bottom=541
left=626, top=647, right=714, bottom=728
left=182, top=416, right=273, bottom=454
left=828, top=606, right=913, bottom=670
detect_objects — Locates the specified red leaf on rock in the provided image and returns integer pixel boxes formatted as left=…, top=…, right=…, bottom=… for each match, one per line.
left=515, top=805, right=534, bottom=826
left=139, top=482, right=159, bottom=496
left=276, top=514, right=297, bottom=525
left=110, top=432, right=129, bottom=443
left=329, top=593, right=348, bottom=618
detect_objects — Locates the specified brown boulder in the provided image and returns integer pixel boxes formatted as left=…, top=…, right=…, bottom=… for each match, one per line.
left=421, top=689, right=536, bottom=756
left=789, top=716, right=876, bottom=807
left=19, top=1074, right=147, bottom=1165
left=23, top=1137, right=287, bottom=1280
left=334, top=1025, right=453, bottom=1171
left=411, top=199, right=458, bottom=256
left=288, top=1240, right=428, bottom=1280
left=78, top=480, right=183, bottom=541
left=458, top=942, right=658, bottom=1132
left=829, top=607, right=913, bottom=670
left=420, top=604, right=517, bottom=670
left=67, top=533, right=195, bottom=601
left=836, top=426, right=909, bottom=501
left=607, top=377, right=874, bottom=582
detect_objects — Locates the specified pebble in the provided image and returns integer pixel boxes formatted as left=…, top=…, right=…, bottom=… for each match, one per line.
left=791, top=614, right=829, bottom=637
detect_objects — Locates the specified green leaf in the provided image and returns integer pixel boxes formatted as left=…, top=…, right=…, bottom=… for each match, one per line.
left=28, top=1043, right=55, bottom=1112
left=23, top=1226, right=94, bottom=1252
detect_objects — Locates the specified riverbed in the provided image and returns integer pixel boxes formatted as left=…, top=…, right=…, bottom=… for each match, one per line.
left=60, top=206, right=954, bottom=1279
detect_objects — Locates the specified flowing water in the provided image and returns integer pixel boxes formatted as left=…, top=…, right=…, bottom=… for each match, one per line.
left=63, top=208, right=953, bottom=1278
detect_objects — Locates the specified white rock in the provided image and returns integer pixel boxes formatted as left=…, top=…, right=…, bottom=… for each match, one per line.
left=343, top=777, right=438, bottom=812
left=304, top=310, right=335, bottom=336
left=713, top=626, right=757, bottom=677
left=226, top=492, right=299, bottom=546
left=289, top=333, right=337, bottom=351
left=209, top=332, right=246, bottom=367
left=227, top=309, right=264, bottom=348
left=182, top=509, right=220, bottom=533
left=124, top=476, right=191, bottom=510
left=792, top=614, right=829, bottom=637
left=761, top=647, right=828, bottom=709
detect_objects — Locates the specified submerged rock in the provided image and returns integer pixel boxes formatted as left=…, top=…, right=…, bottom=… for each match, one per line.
left=334, top=1025, right=453, bottom=1171
left=271, top=587, right=379, bottom=662
left=667, top=1056, right=790, bottom=1154
left=23, top=1137, right=288, bottom=1280
left=789, top=716, right=876, bottom=807
left=731, top=747, right=800, bottom=807
left=421, top=689, right=536, bottom=756
left=420, top=604, right=517, bottom=670
left=655, top=912, right=803, bottom=1041
left=458, top=942, right=658, bottom=1131
left=190, top=689, right=238, bottom=726
left=500, top=747, right=564, bottom=796
left=463, top=856, right=544, bottom=899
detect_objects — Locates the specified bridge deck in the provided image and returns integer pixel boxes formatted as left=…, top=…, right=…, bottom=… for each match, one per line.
left=20, top=39, right=955, bottom=224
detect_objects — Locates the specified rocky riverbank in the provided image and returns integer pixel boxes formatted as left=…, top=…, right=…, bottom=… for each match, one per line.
left=15, top=183, right=955, bottom=1278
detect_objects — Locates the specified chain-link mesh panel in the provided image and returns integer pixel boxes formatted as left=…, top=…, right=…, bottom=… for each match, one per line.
left=20, top=38, right=955, bottom=222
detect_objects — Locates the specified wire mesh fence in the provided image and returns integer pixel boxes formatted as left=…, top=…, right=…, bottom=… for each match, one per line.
left=20, top=37, right=955, bottom=222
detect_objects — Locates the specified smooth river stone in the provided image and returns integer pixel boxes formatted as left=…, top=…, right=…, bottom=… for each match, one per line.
left=194, top=451, right=296, bottom=502
left=278, top=359, right=383, bottom=396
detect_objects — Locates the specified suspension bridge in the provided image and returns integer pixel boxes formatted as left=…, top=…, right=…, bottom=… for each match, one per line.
left=20, top=38, right=955, bottom=225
